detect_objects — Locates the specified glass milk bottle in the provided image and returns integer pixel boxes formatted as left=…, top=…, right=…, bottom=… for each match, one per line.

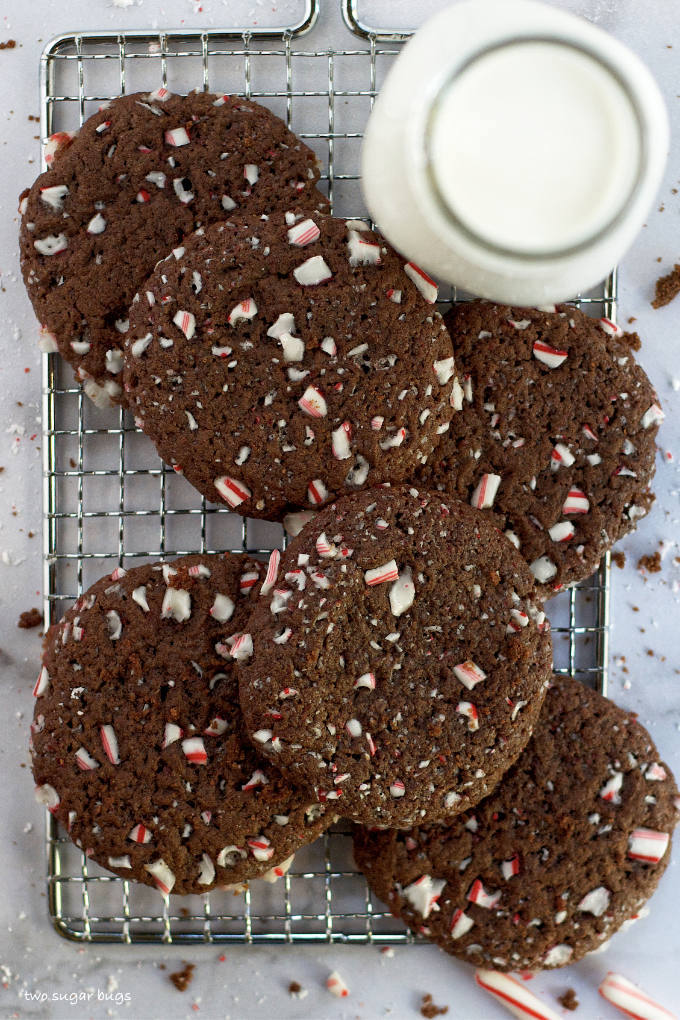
left=361, top=0, right=668, bottom=304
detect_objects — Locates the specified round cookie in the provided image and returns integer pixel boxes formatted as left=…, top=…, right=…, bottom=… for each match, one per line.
left=31, top=554, right=330, bottom=896
left=353, top=676, right=679, bottom=971
left=123, top=213, right=457, bottom=520
left=417, top=301, right=662, bottom=597
left=19, top=89, right=326, bottom=405
left=238, top=487, right=553, bottom=828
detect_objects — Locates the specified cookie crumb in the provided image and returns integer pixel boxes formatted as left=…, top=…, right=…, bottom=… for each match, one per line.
left=652, top=264, right=680, bottom=308
left=288, top=981, right=308, bottom=999
left=558, top=988, right=579, bottom=1011
left=420, top=993, right=448, bottom=1018
left=637, top=551, right=662, bottom=573
left=0, top=40, right=17, bottom=50
left=611, top=551, right=626, bottom=569
left=18, top=608, right=43, bottom=629
left=169, top=962, right=195, bottom=992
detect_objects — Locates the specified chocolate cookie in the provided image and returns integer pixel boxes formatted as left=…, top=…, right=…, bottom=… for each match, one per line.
left=31, top=554, right=329, bottom=895
left=123, top=213, right=457, bottom=520
left=19, top=89, right=326, bottom=405
left=353, top=676, right=679, bottom=970
left=418, top=302, right=662, bottom=597
left=238, top=487, right=553, bottom=828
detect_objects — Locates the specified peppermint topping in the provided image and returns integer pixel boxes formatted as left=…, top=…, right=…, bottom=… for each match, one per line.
left=287, top=218, right=320, bottom=246
left=34, top=234, right=68, bottom=256
left=210, top=593, right=235, bottom=622
left=214, top=475, right=251, bottom=508
left=600, top=771, right=623, bottom=804
left=354, top=672, right=376, bottom=690
left=599, top=971, right=675, bottom=1020
left=128, top=823, right=152, bottom=844
left=562, top=489, right=589, bottom=515
left=145, top=858, right=176, bottom=895
left=600, top=317, right=622, bottom=337
left=293, top=255, right=332, bottom=286
left=164, top=127, right=190, bottom=146
left=197, top=854, right=215, bottom=886
left=457, top=701, right=479, bottom=731
left=389, top=567, right=415, bottom=616
left=627, top=828, right=669, bottom=863
left=172, top=310, right=196, bottom=339
left=467, top=879, right=501, bottom=909
left=40, top=184, right=69, bottom=210
left=550, top=443, right=575, bottom=469
left=450, top=909, right=474, bottom=939
left=404, top=261, right=438, bottom=302
left=533, top=341, right=568, bottom=368
left=331, top=422, right=352, bottom=460
left=530, top=556, right=558, bottom=583
left=226, top=632, right=253, bottom=660
left=470, top=473, right=501, bottom=510
left=161, top=587, right=191, bottom=622
left=260, top=550, right=281, bottom=596
left=106, top=610, right=122, bottom=640
left=33, top=666, right=49, bottom=698
left=347, top=229, right=381, bottom=265
left=228, top=298, right=258, bottom=325
left=641, top=403, right=664, bottom=429
left=100, top=724, right=120, bottom=765
left=548, top=521, right=575, bottom=543
left=75, top=747, right=99, bottom=771
left=453, top=661, right=486, bottom=690
left=163, top=723, right=182, bottom=748
left=247, top=835, right=274, bottom=862
left=182, top=736, right=207, bottom=765
left=326, top=971, right=350, bottom=998
left=433, top=356, right=455, bottom=385
left=35, top=784, right=60, bottom=811
left=87, top=213, right=107, bottom=234
left=298, top=386, right=327, bottom=418
left=402, top=875, right=447, bottom=918
left=577, top=885, right=610, bottom=916
left=365, top=559, right=399, bottom=586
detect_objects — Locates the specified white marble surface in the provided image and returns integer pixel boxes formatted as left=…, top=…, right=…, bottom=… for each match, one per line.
left=1, top=1, right=679, bottom=1017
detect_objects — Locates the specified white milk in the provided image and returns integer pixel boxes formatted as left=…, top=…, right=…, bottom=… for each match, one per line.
left=362, top=0, right=668, bottom=304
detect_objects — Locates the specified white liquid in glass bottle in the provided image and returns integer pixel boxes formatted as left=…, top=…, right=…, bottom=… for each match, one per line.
left=361, top=0, right=668, bottom=304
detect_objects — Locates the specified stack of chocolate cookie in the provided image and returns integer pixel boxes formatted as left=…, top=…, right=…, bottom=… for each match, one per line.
left=23, top=90, right=678, bottom=973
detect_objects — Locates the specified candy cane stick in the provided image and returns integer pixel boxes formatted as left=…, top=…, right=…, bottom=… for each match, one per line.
left=474, top=970, right=563, bottom=1020
left=599, top=972, right=677, bottom=1020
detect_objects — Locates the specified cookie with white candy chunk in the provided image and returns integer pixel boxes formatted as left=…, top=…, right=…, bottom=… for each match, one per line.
left=238, top=487, right=553, bottom=828
left=31, top=554, right=330, bottom=895
left=19, top=90, right=326, bottom=406
left=418, top=301, right=662, bottom=597
left=123, top=212, right=457, bottom=520
left=353, top=676, right=678, bottom=970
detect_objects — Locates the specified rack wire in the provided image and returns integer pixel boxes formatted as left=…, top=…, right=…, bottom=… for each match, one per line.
left=40, top=0, right=612, bottom=943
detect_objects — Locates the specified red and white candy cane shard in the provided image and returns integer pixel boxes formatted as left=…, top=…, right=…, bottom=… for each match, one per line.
left=247, top=835, right=275, bottom=861
left=641, top=403, right=665, bottom=430
left=551, top=442, right=575, bottom=468
left=279, top=687, right=298, bottom=699
left=75, top=747, right=99, bottom=771
left=457, top=701, right=480, bottom=731
left=365, top=559, right=399, bottom=586
left=404, top=261, right=438, bottom=303
left=293, top=254, right=333, bottom=286
left=128, top=823, right=152, bottom=844
left=507, top=609, right=529, bottom=634
left=371, top=415, right=384, bottom=430
left=164, top=126, right=190, bottom=146
left=241, top=769, right=268, bottom=792
left=172, top=309, right=196, bottom=339
left=628, top=828, right=670, bottom=864
left=562, top=488, right=590, bottom=515
left=599, top=972, right=677, bottom=1020
left=475, top=969, right=563, bottom=1020
left=389, top=567, right=415, bottom=616
left=315, top=532, right=337, bottom=558
left=40, top=183, right=70, bottom=210
left=214, top=475, right=251, bottom=509
left=453, top=660, right=487, bottom=690
left=390, top=780, right=406, bottom=798
left=204, top=716, right=228, bottom=737
left=298, top=385, right=328, bottom=418
left=532, top=340, right=568, bottom=369
left=467, top=879, right=501, bottom=909
left=320, top=335, right=337, bottom=356
left=366, top=732, right=377, bottom=756
left=600, top=317, right=623, bottom=337
left=148, top=86, right=170, bottom=102
left=387, top=287, right=402, bottom=303
left=239, top=570, right=259, bottom=593
left=501, top=855, right=520, bottom=880
left=163, top=722, right=182, bottom=748
left=145, top=858, right=176, bottom=896
left=227, top=297, right=258, bottom=325
left=287, top=218, right=321, bottom=246
left=471, top=473, right=501, bottom=510
left=100, top=724, right=120, bottom=765
left=210, top=593, right=235, bottom=622
left=44, top=131, right=73, bottom=165
left=355, top=672, right=376, bottom=691
left=450, top=908, right=475, bottom=939
left=307, top=478, right=329, bottom=505
left=326, top=971, right=350, bottom=998
left=600, top=770, right=623, bottom=804
left=582, top=423, right=599, bottom=442
left=35, top=784, right=60, bottom=813
left=331, top=421, right=352, bottom=460
left=645, top=763, right=668, bottom=782
left=227, top=632, right=253, bottom=660
left=434, top=356, right=456, bottom=385
left=347, top=230, right=382, bottom=265
left=33, top=666, right=49, bottom=697
left=260, top=549, right=281, bottom=596
left=182, top=736, right=207, bottom=765
left=548, top=521, right=575, bottom=543
left=34, top=233, right=68, bottom=256
left=403, top=874, right=447, bottom=918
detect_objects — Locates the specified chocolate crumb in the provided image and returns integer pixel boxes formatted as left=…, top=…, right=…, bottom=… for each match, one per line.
left=18, top=608, right=43, bottom=629
left=421, top=993, right=449, bottom=1018
left=652, top=264, right=680, bottom=308
left=169, top=962, right=195, bottom=992
left=0, top=40, right=17, bottom=50
left=288, top=981, right=308, bottom=999
left=637, top=551, right=662, bottom=573
left=627, top=316, right=637, bottom=324
left=611, top=550, right=626, bottom=569
left=69, top=458, right=77, bottom=469
left=558, top=988, right=579, bottom=1011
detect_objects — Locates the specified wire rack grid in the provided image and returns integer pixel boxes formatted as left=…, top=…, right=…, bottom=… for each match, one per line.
left=39, top=0, right=612, bottom=944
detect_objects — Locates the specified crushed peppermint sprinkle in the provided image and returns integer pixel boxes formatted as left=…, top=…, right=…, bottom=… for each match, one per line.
left=548, top=521, right=575, bottom=543
left=457, top=701, right=479, bottom=731
left=530, top=556, right=558, bottom=583
left=404, top=261, right=438, bottom=302
left=600, top=317, right=622, bottom=337
left=470, top=473, right=501, bottom=510
left=577, top=885, right=610, bottom=916
left=214, top=475, right=251, bottom=508
left=403, top=875, right=447, bottom=918
left=34, top=234, right=68, bottom=256
left=326, top=971, right=350, bottom=998
left=640, top=403, right=664, bottom=429
left=260, top=550, right=281, bottom=596
left=100, top=725, right=120, bottom=765
left=161, top=587, right=191, bottom=623
left=331, top=421, right=352, bottom=460
left=210, top=593, right=235, bottom=622
left=627, top=828, right=669, bottom=863
left=533, top=340, right=568, bottom=368
left=227, top=632, right=253, bottom=660
left=182, top=736, right=207, bottom=765
left=365, top=559, right=399, bottom=586
left=164, top=127, right=190, bottom=147
left=562, top=489, right=589, bottom=514
left=145, top=858, right=175, bottom=895
left=550, top=443, right=575, bottom=468
left=172, top=309, right=195, bottom=339
left=308, top=479, right=328, bottom=505
left=228, top=298, right=258, bottom=325
left=354, top=672, right=376, bottom=690
left=287, top=218, right=320, bottom=246
left=298, top=385, right=328, bottom=418
left=450, top=909, right=474, bottom=939
left=389, top=567, right=415, bottom=616
left=293, top=255, right=332, bottom=286
left=128, top=823, right=152, bottom=844
left=433, top=356, right=455, bottom=385
left=453, top=661, right=487, bottom=690
left=75, top=747, right=99, bottom=771
left=467, top=879, right=501, bottom=909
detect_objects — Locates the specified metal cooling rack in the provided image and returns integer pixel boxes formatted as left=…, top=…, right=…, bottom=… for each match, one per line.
left=40, top=0, right=612, bottom=943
